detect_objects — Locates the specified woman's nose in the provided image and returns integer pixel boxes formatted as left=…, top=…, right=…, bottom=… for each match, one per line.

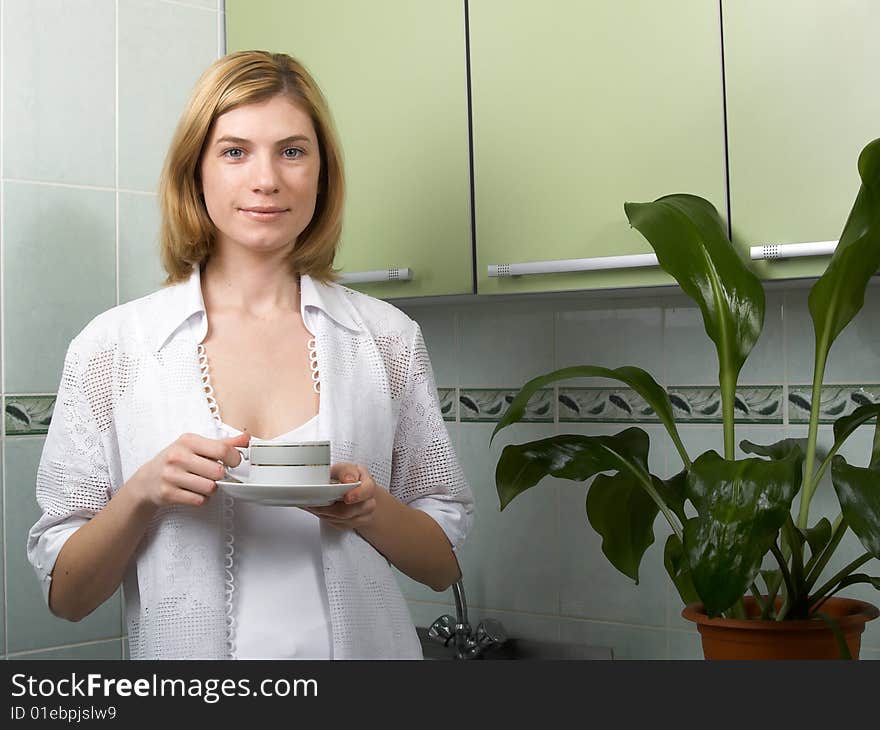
left=250, top=153, right=280, bottom=193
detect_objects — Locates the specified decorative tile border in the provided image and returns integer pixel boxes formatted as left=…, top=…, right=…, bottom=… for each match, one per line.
left=670, top=386, right=783, bottom=424
left=3, top=391, right=459, bottom=433
left=6, top=385, right=878, bottom=433
left=559, top=386, right=783, bottom=424
left=459, top=388, right=554, bottom=423
left=438, top=388, right=456, bottom=422
left=5, top=395, right=56, bottom=436
left=789, top=385, right=880, bottom=424
left=559, top=387, right=657, bottom=422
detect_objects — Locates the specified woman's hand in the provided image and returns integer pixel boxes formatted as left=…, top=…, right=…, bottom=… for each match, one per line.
left=127, top=431, right=250, bottom=509
left=304, top=462, right=380, bottom=529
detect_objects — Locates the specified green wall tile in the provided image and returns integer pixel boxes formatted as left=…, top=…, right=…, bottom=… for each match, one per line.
left=9, top=639, right=123, bottom=660
left=3, top=0, right=115, bottom=185
left=455, top=422, right=560, bottom=615
left=559, top=618, right=666, bottom=660
left=785, top=287, right=880, bottom=385
left=4, top=438, right=122, bottom=654
left=118, top=0, right=219, bottom=191
left=3, top=183, right=116, bottom=393
left=558, top=423, right=668, bottom=627
left=458, top=304, right=555, bottom=388
left=119, top=192, right=165, bottom=303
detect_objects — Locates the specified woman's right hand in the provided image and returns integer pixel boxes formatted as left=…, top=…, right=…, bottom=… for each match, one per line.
left=129, top=431, right=251, bottom=508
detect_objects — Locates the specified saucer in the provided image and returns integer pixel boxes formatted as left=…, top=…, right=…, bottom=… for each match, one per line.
left=216, top=478, right=361, bottom=507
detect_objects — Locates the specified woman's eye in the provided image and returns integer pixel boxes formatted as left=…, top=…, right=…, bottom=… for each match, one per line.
left=283, top=148, right=303, bottom=159
left=222, top=148, right=244, bottom=159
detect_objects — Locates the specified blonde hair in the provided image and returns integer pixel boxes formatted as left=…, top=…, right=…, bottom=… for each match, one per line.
left=158, top=51, right=345, bottom=284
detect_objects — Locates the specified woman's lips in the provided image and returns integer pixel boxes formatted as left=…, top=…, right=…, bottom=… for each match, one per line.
left=239, top=208, right=288, bottom=221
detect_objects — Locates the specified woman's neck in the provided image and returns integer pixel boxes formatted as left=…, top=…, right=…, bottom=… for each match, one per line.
left=201, top=248, right=301, bottom=319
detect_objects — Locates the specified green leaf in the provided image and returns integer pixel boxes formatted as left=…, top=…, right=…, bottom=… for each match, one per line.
left=831, top=455, right=880, bottom=558
left=683, top=447, right=804, bottom=617
left=813, top=613, right=853, bottom=660
left=664, top=533, right=699, bottom=605
left=833, top=403, right=880, bottom=446
left=760, top=569, right=782, bottom=593
left=654, top=469, right=689, bottom=524
left=490, top=365, right=690, bottom=468
left=494, top=427, right=651, bottom=511
left=741, top=437, right=808, bottom=461
left=872, top=418, right=880, bottom=470
left=809, top=138, right=880, bottom=371
left=831, top=573, right=880, bottom=593
left=802, top=517, right=833, bottom=560
left=586, top=471, right=659, bottom=583
left=625, top=194, right=765, bottom=458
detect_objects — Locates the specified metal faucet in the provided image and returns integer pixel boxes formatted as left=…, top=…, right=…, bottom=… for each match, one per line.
left=427, top=579, right=508, bottom=659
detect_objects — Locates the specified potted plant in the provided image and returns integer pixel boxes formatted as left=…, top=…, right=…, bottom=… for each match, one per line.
left=491, top=138, right=880, bottom=659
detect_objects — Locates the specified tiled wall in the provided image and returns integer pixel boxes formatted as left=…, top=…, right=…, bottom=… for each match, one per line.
left=1, top=0, right=224, bottom=659
left=2, top=2, right=878, bottom=662
left=397, top=282, right=880, bottom=660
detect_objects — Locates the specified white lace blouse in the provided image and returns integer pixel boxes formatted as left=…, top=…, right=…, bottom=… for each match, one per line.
left=27, top=266, right=474, bottom=659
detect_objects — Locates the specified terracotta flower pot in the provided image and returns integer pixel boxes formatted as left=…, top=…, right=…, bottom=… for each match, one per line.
left=682, top=596, right=879, bottom=659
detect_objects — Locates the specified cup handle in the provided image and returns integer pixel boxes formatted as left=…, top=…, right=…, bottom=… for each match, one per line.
left=224, top=446, right=250, bottom=482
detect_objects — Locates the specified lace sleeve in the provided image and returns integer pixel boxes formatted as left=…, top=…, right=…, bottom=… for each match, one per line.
left=27, top=339, right=114, bottom=606
left=388, top=324, right=474, bottom=551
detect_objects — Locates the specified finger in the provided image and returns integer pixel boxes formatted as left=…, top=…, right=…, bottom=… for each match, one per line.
left=221, top=432, right=250, bottom=467
left=222, top=445, right=245, bottom=468
left=178, top=432, right=243, bottom=463
left=169, top=448, right=231, bottom=482
left=165, top=468, right=219, bottom=497
left=222, top=431, right=251, bottom=447
left=166, top=490, right=207, bottom=508
left=342, top=482, right=374, bottom=504
left=322, top=499, right=373, bottom=521
left=330, top=462, right=361, bottom=483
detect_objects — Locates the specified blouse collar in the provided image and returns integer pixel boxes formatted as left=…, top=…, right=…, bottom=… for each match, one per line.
left=153, top=265, right=363, bottom=351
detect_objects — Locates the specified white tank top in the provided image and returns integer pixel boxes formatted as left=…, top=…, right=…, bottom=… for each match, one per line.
left=220, top=415, right=333, bottom=659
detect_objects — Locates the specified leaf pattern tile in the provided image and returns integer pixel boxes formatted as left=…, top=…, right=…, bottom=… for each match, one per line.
left=459, top=388, right=554, bottom=422
left=789, top=385, right=880, bottom=423
left=558, top=386, right=782, bottom=423
left=438, top=388, right=457, bottom=421
left=5, top=395, right=56, bottom=435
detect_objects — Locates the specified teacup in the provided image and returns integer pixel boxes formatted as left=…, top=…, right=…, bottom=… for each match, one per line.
left=227, top=439, right=331, bottom=485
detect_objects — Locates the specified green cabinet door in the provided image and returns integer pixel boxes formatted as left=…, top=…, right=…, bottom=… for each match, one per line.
left=470, top=0, right=728, bottom=294
left=724, top=0, right=880, bottom=280
left=226, top=1, right=473, bottom=299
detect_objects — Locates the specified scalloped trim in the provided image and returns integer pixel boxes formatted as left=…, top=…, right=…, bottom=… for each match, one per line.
left=198, top=343, right=237, bottom=658
left=197, top=344, right=220, bottom=420
left=308, top=337, right=320, bottom=394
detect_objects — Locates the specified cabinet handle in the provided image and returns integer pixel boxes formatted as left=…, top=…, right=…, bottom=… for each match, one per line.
left=488, top=253, right=659, bottom=277
left=749, top=241, right=837, bottom=260
left=488, top=241, right=839, bottom=277
left=339, top=267, right=413, bottom=284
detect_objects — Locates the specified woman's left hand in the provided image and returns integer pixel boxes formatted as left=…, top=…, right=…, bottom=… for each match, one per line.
left=303, top=462, right=381, bottom=530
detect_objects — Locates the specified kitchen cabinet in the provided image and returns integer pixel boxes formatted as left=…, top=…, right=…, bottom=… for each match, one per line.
left=470, top=0, right=728, bottom=294
left=722, top=0, right=880, bottom=280
left=227, top=1, right=870, bottom=298
left=226, top=0, right=473, bottom=299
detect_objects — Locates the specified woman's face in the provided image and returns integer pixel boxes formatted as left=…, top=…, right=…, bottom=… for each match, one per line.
left=199, top=94, right=321, bottom=257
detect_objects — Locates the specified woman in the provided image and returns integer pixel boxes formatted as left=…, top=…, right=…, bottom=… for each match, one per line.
left=27, top=51, right=474, bottom=660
